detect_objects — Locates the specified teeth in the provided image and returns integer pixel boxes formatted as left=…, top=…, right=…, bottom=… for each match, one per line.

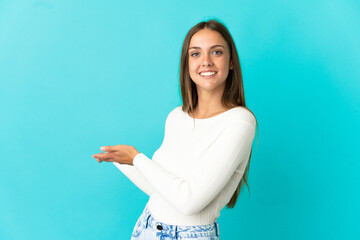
left=200, top=71, right=216, bottom=76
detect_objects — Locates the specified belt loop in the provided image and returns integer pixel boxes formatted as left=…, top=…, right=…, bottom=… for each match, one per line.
left=214, top=221, right=218, bottom=236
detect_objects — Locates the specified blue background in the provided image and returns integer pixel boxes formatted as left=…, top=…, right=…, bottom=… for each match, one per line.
left=1, top=0, right=359, bottom=239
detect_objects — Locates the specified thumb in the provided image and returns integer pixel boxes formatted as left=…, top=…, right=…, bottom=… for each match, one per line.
left=100, top=146, right=111, bottom=152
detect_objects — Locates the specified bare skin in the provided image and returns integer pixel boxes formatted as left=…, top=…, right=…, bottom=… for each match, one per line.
left=92, top=145, right=139, bottom=165
left=188, top=28, right=234, bottom=119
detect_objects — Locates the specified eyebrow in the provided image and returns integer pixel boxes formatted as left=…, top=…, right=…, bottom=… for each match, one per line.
left=188, top=44, right=225, bottom=50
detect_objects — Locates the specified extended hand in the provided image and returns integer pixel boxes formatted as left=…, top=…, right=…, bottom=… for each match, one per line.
left=92, top=145, right=140, bottom=165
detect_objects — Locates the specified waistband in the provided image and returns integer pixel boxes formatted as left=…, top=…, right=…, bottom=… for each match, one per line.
left=141, top=204, right=219, bottom=238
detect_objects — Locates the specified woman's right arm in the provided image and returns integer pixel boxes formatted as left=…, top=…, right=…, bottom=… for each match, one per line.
left=113, top=162, right=155, bottom=196
left=112, top=107, right=175, bottom=197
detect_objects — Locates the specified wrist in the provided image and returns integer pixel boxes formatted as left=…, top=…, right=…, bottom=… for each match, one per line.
left=130, top=147, right=140, bottom=164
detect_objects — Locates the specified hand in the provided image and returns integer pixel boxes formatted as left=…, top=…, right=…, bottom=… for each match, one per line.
left=92, top=145, right=140, bottom=165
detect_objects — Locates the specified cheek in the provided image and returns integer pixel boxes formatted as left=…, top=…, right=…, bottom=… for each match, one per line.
left=188, top=60, right=197, bottom=73
left=219, top=58, right=230, bottom=70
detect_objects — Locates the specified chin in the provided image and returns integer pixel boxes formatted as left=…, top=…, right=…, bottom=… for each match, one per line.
left=197, top=83, right=225, bottom=91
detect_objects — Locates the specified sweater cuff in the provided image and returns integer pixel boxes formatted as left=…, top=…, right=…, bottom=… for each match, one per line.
left=133, top=153, right=147, bottom=166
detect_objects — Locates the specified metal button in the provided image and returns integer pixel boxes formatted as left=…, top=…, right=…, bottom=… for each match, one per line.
left=157, top=225, right=163, bottom=230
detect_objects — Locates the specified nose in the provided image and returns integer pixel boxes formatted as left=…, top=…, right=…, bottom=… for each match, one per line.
left=202, top=53, right=213, bottom=67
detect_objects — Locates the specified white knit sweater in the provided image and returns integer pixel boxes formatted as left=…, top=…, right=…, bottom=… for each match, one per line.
left=113, top=105, right=256, bottom=226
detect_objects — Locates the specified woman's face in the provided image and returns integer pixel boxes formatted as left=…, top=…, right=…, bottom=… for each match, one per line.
left=188, top=28, right=233, bottom=94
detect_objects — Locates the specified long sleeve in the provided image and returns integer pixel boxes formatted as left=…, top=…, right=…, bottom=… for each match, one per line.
left=113, top=162, right=155, bottom=196
left=112, top=109, right=174, bottom=197
left=132, top=119, right=256, bottom=215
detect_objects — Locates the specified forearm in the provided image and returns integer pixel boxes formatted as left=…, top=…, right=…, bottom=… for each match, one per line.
left=113, top=161, right=154, bottom=196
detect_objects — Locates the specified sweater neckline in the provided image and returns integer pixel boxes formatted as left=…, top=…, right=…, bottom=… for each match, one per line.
left=184, top=106, right=243, bottom=121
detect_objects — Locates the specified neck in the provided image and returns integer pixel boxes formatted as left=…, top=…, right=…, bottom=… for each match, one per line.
left=191, top=87, right=230, bottom=118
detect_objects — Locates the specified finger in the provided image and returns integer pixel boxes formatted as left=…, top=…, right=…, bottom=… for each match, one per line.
left=92, top=152, right=103, bottom=158
left=92, top=152, right=107, bottom=162
left=95, top=152, right=114, bottom=162
left=91, top=153, right=102, bottom=163
left=100, top=146, right=115, bottom=152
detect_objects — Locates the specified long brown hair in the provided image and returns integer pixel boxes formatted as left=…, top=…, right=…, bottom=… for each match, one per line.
left=179, top=19, right=259, bottom=208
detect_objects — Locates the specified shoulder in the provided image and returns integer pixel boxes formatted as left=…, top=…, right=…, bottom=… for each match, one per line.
left=228, top=106, right=257, bottom=127
left=168, top=105, right=183, bottom=117
left=164, top=105, right=183, bottom=123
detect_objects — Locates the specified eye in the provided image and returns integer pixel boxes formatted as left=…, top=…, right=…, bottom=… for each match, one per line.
left=213, top=50, right=223, bottom=55
left=190, top=52, right=199, bottom=57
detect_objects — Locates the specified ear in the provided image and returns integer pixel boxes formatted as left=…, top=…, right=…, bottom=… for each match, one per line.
left=229, top=59, right=233, bottom=70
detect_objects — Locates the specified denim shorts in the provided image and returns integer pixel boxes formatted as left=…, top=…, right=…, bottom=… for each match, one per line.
left=130, top=204, right=220, bottom=240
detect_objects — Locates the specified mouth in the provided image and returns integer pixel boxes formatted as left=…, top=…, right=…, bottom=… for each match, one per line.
left=199, top=71, right=217, bottom=78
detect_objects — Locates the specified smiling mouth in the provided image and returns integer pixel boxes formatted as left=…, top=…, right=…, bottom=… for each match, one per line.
left=199, top=71, right=217, bottom=76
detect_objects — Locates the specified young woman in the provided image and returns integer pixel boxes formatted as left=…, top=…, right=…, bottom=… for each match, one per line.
left=92, top=19, right=259, bottom=240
